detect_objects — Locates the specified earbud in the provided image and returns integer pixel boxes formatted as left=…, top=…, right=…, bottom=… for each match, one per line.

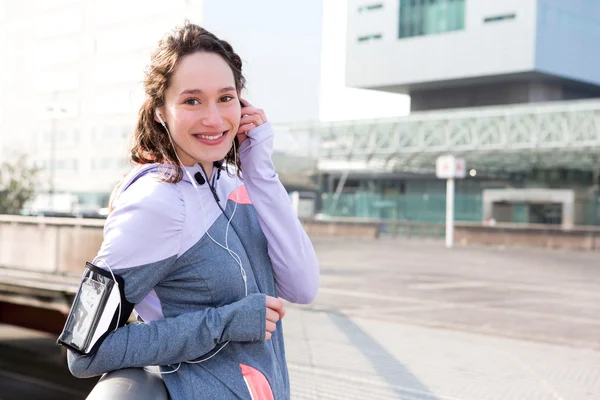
left=155, top=110, right=166, bottom=126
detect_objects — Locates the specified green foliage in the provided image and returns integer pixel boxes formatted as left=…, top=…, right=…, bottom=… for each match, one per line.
left=0, top=155, right=40, bottom=215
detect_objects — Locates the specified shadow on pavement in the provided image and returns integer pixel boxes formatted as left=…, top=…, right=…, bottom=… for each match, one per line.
left=328, top=311, right=441, bottom=400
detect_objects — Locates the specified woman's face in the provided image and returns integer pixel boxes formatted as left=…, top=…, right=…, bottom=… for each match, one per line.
left=158, top=51, right=241, bottom=167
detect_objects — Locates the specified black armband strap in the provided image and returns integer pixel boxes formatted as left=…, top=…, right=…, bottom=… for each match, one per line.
left=57, top=262, right=134, bottom=356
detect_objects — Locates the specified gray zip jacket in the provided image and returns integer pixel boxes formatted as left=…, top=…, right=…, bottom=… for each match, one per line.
left=67, top=122, right=320, bottom=399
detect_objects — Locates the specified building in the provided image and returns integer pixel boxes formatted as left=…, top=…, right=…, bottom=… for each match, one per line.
left=347, top=0, right=600, bottom=111
left=0, top=0, right=325, bottom=211
left=0, top=1, right=207, bottom=209
left=285, top=0, right=600, bottom=226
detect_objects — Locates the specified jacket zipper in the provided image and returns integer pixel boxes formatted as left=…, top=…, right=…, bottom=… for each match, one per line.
left=200, top=163, right=285, bottom=393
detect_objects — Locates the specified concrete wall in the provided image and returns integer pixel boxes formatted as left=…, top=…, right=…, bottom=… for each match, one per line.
left=0, top=216, right=103, bottom=275
left=455, top=224, right=600, bottom=251
left=0, top=216, right=379, bottom=274
left=2, top=215, right=600, bottom=281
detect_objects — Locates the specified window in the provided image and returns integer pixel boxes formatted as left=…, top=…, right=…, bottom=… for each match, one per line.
left=358, top=3, right=384, bottom=12
left=358, top=33, right=383, bottom=42
left=93, top=157, right=128, bottom=171
left=56, top=159, right=78, bottom=171
left=484, top=13, right=516, bottom=23
left=398, top=0, right=466, bottom=39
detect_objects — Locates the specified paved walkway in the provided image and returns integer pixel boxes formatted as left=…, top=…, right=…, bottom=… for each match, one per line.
left=284, top=238, right=600, bottom=400
left=285, top=307, right=600, bottom=399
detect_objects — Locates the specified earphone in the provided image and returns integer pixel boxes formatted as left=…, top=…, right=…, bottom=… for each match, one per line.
left=151, top=110, right=247, bottom=374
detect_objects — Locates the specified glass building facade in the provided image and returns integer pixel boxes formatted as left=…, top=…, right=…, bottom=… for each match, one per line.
left=319, top=170, right=600, bottom=227
left=398, top=0, right=466, bottom=39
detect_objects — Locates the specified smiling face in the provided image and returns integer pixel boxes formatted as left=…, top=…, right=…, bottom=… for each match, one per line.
left=157, top=51, right=242, bottom=168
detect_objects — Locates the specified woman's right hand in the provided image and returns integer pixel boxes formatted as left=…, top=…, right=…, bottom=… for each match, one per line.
left=265, top=296, right=285, bottom=340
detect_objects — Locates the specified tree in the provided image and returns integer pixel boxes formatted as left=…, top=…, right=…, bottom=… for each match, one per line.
left=0, top=155, right=40, bottom=215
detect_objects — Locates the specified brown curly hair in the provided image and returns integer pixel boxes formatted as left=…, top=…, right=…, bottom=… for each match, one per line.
left=131, top=21, right=246, bottom=182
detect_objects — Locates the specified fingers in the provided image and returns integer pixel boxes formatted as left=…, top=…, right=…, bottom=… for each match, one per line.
left=266, top=296, right=285, bottom=319
left=240, top=114, right=263, bottom=127
left=265, top=295, right=283, bottom=309
left=279, top=304, right=286, bottom=319
left=265, top=296, right=285, bottom=340
left=238, top=99, right=268, bottom=136
left=238, top=122, right=256, bottom=135
left=240, top=98, right=268, bottom=123
left=266, top=307, right=279, bottom=324
left=238, top=114, right=263, bottom=135
left=265, top=308, right=277, bottom=341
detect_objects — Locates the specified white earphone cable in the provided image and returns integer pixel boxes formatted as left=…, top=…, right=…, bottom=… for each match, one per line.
left=151, top=111, right=248, bottom=373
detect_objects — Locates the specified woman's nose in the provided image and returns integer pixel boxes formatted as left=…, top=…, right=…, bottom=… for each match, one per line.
left=203, top=104, right=223, bottom=127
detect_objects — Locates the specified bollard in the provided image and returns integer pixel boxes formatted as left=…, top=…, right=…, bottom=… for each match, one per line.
left=86, top=367, right=169, bottom=400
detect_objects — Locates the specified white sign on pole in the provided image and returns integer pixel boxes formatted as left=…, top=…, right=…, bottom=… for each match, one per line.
left=436, top=155, right=467, bottom=249
left=436, top=155, right=466, bottom=179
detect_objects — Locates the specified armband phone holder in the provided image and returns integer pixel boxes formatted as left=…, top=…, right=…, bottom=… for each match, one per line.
left=57, top=262, right=134, bottom=356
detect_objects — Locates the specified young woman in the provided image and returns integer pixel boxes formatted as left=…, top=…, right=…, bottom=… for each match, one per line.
left=67, top=21, right=320, bottom=399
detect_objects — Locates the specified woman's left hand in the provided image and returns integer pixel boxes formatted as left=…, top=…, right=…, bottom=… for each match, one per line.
left=237, top=99, right=268, bottom=145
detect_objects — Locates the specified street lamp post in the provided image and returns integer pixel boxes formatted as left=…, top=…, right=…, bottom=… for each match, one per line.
left=46, top=105, right=67, bottom=210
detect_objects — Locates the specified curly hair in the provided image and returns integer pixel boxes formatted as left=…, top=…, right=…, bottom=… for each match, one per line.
left=130, top=21, right=246, bottom=182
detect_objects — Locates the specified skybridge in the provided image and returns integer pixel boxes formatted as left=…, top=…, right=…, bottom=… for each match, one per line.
left=277, top=98, right=600, bottom=175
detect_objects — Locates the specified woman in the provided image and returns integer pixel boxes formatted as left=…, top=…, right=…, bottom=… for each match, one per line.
left=67, top=21, right=320, bottom=400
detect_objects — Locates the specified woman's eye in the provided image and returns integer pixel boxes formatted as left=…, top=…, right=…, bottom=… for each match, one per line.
left=220, top=95, right=234, bottom=102
left=185, top=98, right=200, bottom=106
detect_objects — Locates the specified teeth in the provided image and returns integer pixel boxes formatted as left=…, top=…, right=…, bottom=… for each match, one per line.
left=197, top=132, right=225, bottom=140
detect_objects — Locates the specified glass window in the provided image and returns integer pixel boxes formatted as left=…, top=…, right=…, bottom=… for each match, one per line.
left=398, top=0, right=465, bottom=39
left=55, top=158, right=78, bottom=171
left=358, top=3, right=384, bottom=12
left=483, top=13, right=516, bottom=24
left=357, top=34, right=383, bottom=42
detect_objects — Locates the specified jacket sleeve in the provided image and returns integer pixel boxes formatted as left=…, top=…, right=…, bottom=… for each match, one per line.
left=68, top=294, right=266, bottom=378
left=239, top=122, right=320, bottom=304
left=67, top=174, right=266, bottom=378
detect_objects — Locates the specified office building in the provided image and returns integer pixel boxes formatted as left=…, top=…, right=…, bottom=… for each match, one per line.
left=347, top=0, right=600, bottom=110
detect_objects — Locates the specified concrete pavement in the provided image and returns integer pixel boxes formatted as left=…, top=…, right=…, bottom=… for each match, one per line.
left=285, top=237, right=600, bottom=399
left=285, top=307, right=600, bottom=399
left=1, top=237, right=599, bottom=399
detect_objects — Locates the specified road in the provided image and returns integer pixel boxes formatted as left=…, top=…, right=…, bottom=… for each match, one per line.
left=1, top=237, right=599, bottom=399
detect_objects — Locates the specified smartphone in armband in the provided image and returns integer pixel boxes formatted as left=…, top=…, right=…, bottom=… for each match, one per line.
left=57, top=262, right=134, bottom=356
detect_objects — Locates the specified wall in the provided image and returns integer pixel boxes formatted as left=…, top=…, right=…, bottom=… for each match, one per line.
left=409, top=81, right=565, bottom=110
